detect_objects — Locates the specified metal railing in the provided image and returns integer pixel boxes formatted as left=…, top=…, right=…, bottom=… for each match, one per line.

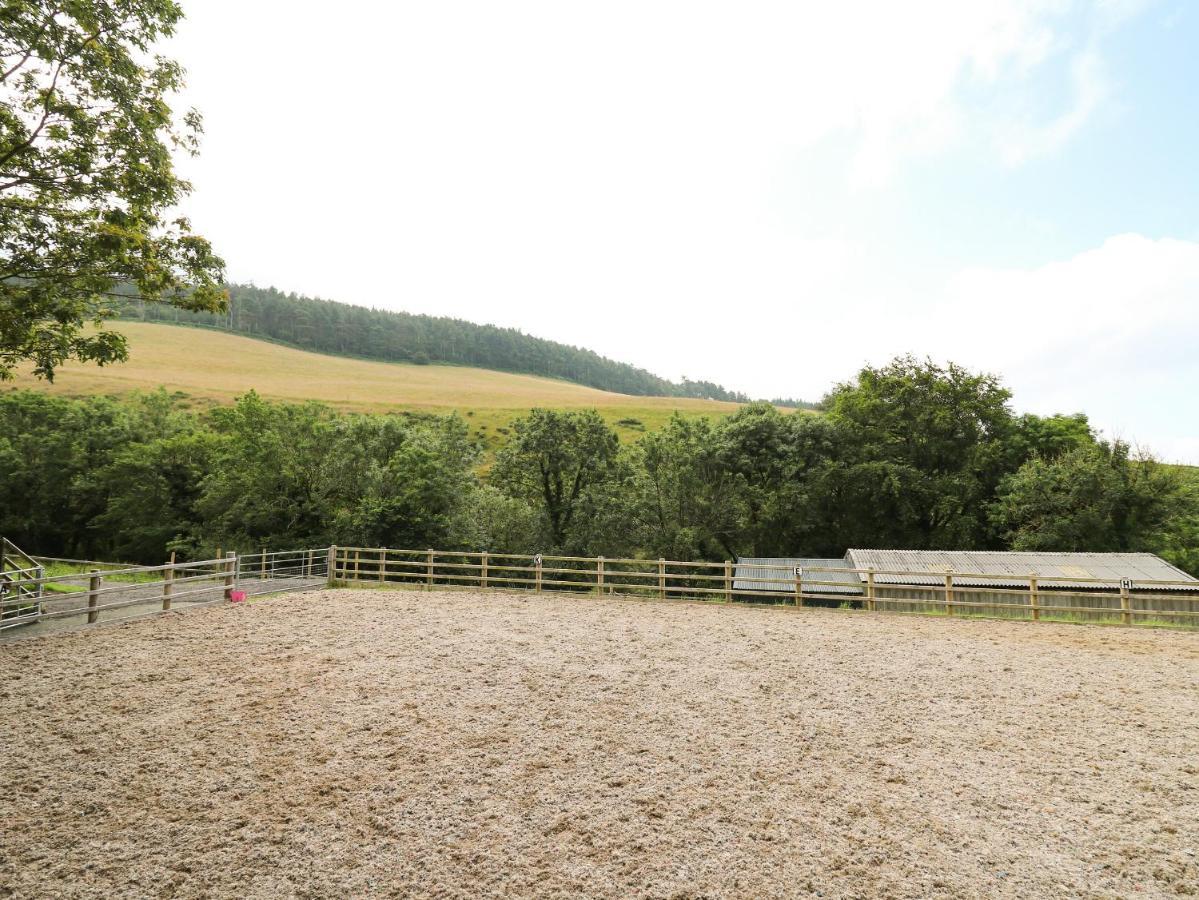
left=1, top=538, right=45, bottom=625
left=235, top=548, right=329, bottom=598
left=329, top=547, right=1199, bottom=628
left=0, top=548, right=329, bottom=635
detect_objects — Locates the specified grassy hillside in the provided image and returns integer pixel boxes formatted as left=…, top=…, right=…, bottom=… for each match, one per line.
left=1174, top=464, right=1199, bottom=485
left=6, top=322, right=759, bottom=449
left=116, top=284, right=778, bottom=403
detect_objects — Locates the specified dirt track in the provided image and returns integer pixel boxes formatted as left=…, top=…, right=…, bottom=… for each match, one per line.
left=2, top=589, right=1198, bottom=898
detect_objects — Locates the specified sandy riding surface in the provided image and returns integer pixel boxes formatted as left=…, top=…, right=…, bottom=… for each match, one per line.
left=2, top=590, right=1198, bottom=899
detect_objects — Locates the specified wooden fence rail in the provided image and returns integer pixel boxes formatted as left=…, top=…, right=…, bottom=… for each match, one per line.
left=7, top=545, right=1194, bottom=633
left=327, top=546, right=1199, bottom=628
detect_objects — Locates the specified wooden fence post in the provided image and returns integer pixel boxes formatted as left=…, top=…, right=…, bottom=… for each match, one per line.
left=1120, top=578, right=1132, bottom=626
left=945, top=571, right=954, bottom=617
left=1029, top=574, right=1039, bottom=622
left=866, top=568, right=876, bottom=612
left=162, top=554, right=174, bottom=611
left=354, top=548, right=361, bottom=581
left=224, top=552, right=236, bottom=602
left=327, top=545, right=337, bottom=587
left=261, top=548, right=267, bottom=581
left=481, top=551, right=488, bottom=589
left=724, top=560, right=732, bottom=603
left=378, top=548, right=386, bottom=582
left=426, top=549, right=434, bottom=587
left=87, top=569, right=101, bottom=624
left=597, top=556, right=604, bottom=593
left=658, top=558, right=666, bottom=600
left=535, top=555, right=542, bottom=593
left=794, top=566, right=803, bottom=608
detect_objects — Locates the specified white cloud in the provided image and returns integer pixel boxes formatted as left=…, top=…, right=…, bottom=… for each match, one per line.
left=921, top=235, right=1199, bottom=464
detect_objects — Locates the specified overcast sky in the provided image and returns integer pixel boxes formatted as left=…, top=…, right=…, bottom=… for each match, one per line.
left=167, top=1, right=1198, bottom=463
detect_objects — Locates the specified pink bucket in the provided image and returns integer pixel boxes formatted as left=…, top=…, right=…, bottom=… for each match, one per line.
left=229, top=590, right=247, bottom=603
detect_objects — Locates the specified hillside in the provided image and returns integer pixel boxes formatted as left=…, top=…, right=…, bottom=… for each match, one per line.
left=6, top=322, right=752, bottom=448
left=112, top=285, right=820, bottom=406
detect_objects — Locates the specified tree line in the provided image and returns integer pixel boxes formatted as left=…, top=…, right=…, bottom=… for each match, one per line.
left=115, top=285, right=818, bottom=406
left=1, top=356, right=1193, bottom=575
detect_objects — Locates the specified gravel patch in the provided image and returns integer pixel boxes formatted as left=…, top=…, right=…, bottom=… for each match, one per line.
left=2, top=589, right=1198, bottom=898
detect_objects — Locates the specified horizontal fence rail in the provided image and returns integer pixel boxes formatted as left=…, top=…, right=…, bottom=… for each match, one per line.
left=236, top=548, right=329, bottom=599
left=329, top=547, right=1199, bottom=628
left=1, top=548, right=329, bottom=636
left=2, top=538, right=45, bottom=621
left=6, top=544, right=1194, bottom=633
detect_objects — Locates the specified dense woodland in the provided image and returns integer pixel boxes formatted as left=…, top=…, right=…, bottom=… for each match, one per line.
left=114, top=285, right=813, bottom=405
left=2, top=357, right=1194, bottom=575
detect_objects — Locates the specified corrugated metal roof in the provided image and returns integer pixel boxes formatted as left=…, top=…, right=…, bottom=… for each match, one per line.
left=844, top=549, right=1198, bottom=590
left=734, top=558, right=863, bottom=595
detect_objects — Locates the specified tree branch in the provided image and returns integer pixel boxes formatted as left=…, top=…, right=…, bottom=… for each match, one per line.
left=0, top=60, right=64, bottom=170
left=0, top=7, right=58, bottom=82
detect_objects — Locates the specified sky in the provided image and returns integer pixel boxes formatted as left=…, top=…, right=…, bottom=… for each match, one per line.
left=167, top=1, right=1199, bottom=463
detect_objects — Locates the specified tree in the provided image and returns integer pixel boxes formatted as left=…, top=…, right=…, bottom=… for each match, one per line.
left=1001, top=412, right=1094, bottom=472
left=824, top=356, right=1014, bottom=474
left=448, top=484, right=540, bottom=554
left=990, top=441, right=1184, bottom=553
left=823, top=356, right=1017, bottom=548
left=93, top=429, right=218, bottom=561
left=336, top=418, right=477, bottom=550
left=1160, top=492, right=1199, bottom=576
left=196, top=393, right=336, bottom=549
left=628, top=413, right=748, bottom=560
left=490, top=409, right=620, bottom=550
left=0, top=388, right=147, bottom=556
left=0, top=1, right=224, bottom=380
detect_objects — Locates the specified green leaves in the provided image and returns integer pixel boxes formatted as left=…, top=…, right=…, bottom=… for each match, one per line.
left=0, top=354, right=1194, bottom=572
left=990, top=442, right=1186, bottom=554
left=334, top=417, right=478, bottom=550
left=490, top=409, right=621, bottom=551
left=0, top=0, right=224, bottom=379
left=822, top=356, right=1018, bottom=549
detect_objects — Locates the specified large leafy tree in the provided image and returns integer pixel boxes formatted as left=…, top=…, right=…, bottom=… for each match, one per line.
left=448, top=484, right=540, bottom=555
left=629, top=413, right=748, bottom=560
left=490, top=409, right=620, bottom=550
left=990, top=441, right=1185, bottom=553
left=93, top=427, right=218, bottom=561
left=712, top=404, right=854, bottom=558
left=195, top=393, right=338, bottom=549
left=823, top=356, right=1017, bottom=548
left=1160, top=485, right=1199, bottom=576
left=0, top=0, right=224, bottom=379
left=335, top=417, right=477, bottom=550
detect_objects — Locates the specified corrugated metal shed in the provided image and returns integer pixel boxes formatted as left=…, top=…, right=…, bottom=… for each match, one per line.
left=734, top=558, right=863, bottom=595
left=844, top=549, right=1198, bottom=590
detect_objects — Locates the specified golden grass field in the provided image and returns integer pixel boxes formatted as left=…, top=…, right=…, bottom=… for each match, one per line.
left=6, top=322, right=763, bottom=447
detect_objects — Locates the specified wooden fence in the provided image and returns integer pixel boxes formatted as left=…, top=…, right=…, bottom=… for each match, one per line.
left=7, top=544, right=1194, bottom=632
left=329, top=547, right=1199, bottom=627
